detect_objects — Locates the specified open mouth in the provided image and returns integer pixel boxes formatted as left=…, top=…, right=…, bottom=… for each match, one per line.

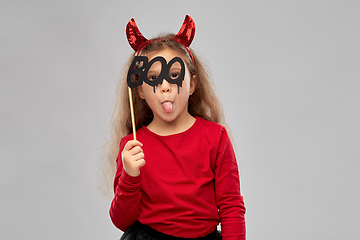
left=161, top=101, right=173, bottom=113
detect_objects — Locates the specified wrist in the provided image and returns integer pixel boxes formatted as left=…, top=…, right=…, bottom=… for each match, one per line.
left=122, top=168, right=142, bottom=183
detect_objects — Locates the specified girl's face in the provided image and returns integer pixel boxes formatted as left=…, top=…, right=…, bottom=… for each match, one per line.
left=138, top=48, right=196, bottom=125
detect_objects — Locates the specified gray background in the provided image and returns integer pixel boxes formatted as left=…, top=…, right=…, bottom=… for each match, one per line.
left=1, top=0, right=359, bottom=239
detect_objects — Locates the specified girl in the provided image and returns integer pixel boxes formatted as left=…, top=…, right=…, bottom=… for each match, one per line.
left=103, top=15, right=246, bottom=240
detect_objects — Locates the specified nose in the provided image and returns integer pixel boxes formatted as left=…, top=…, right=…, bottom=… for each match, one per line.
left=160, top=79, right=171, bottom=93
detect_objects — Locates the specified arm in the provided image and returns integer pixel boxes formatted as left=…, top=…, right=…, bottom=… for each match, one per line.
left=109, top=139, right=145, bottom=231
left=215, top=128, right=246, bottom=240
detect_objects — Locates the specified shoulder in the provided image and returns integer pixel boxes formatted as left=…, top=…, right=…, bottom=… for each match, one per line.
left=120, top=133, right=133, bottom=147
left=195, top=117, right=227, bottom=134
left=119, top=127, right=147, bottom=147
left=195, top=117, right=229, bottom=142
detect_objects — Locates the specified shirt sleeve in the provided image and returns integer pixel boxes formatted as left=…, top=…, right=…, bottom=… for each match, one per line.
left=215, top=127, right=246, bottom=240
left=109, top=137, right=142, bottom=231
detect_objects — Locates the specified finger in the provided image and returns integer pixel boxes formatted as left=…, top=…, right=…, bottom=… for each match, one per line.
left=132, top=152, right=145, bottom=161
left=123, top=140, right=143, bottom=151
left=129, top=146, right=143, bottom=155
left=134, top=159, right=146, bottom=169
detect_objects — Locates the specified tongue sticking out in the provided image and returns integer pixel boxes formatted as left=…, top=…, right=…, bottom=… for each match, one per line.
left=162, top=102, right=173, bottom=113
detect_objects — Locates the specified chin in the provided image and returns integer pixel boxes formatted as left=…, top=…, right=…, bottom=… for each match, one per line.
left=159, top=112, right=178, bottom=123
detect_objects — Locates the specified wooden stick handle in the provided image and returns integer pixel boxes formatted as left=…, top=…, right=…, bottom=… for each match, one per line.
left=128, top=87, right=136, bottom=140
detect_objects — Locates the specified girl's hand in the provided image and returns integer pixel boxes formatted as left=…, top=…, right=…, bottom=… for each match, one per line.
left=121, top=140, right=146, bottom=177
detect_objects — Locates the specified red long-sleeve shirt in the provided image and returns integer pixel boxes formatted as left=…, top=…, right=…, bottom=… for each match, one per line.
left=110, top=117, right=246, bottom=239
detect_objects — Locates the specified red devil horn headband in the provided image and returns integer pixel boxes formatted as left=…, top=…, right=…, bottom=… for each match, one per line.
left=126, top=18, right=150, bottom=53
left=126, top=15, right=195, bottom=65
left=174, top=15, right=195, bottom=48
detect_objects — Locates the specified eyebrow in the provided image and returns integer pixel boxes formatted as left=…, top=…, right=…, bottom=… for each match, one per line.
left=169, top=66, right=181, bottom=70
left=147, top=69, right=161, bottom=75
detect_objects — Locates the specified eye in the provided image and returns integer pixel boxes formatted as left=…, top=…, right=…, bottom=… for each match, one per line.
left=170, top=73, right=180, bottom=79
left=148, top=75, right=158, bottom=81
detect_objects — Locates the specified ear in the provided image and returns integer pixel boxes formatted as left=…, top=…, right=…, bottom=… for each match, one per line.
left=190, top=75, right=197, bottom=95
left=137, top=86, right=145, bottom=99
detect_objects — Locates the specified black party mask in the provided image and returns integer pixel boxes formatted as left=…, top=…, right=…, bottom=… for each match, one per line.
left=127, top=55, right=186, bottom=94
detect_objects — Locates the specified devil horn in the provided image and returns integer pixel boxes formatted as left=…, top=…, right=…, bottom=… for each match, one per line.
left=174, top=15, right=195, bottom=47
left=126, top=18, right=150, bottom=52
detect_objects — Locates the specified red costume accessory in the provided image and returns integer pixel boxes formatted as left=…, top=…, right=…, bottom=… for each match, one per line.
left=126, top=15, right=195, bottom=67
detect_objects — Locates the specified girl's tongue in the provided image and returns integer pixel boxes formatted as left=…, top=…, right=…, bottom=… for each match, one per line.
left=162, top=101, right=173, bottom=113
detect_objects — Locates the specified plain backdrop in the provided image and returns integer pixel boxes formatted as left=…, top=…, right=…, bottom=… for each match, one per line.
left=1, top=0, right=359, bottom=239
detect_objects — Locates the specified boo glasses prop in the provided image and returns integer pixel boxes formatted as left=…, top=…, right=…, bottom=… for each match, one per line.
left=127, top=56, right=186, bottom=94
